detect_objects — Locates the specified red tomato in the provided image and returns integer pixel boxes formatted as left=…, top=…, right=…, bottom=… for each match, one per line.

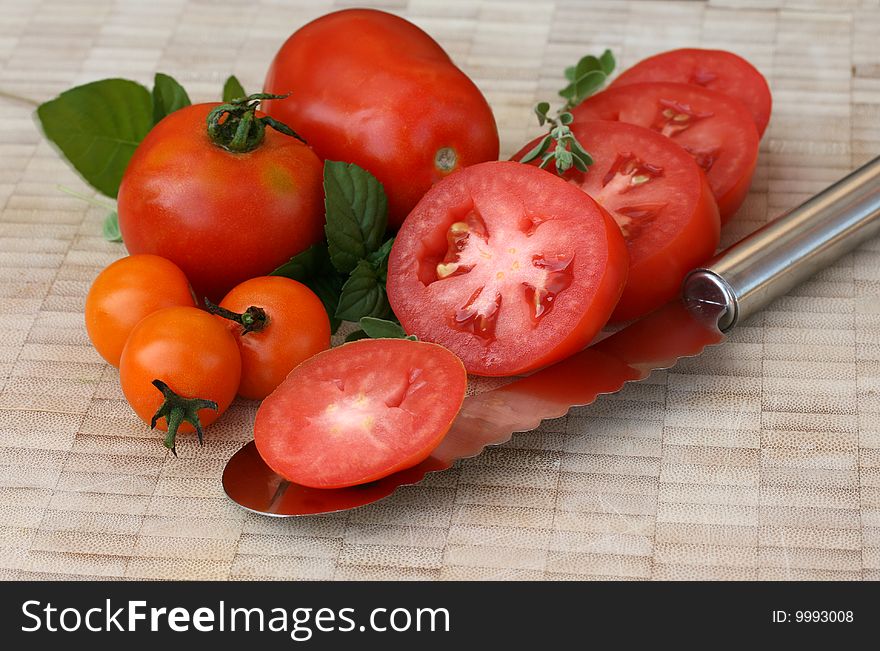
left=611, top=48, right=772, bottom=136
left=211, top=276, right=331, bottom=400
left=120, top=306, right=241, bottom=454
left=254, top=338, right=467, bottom=489
left=386, top=161, right=629, bottom=377
left=513, top=121, right=720, bottom=321
left=118, top=102, right=324, bottom=302
left=85, top=254, right=196, bottom=367
left=263, top=8, right=499, bottom=228
left=571, top=82, right=759, bottom=222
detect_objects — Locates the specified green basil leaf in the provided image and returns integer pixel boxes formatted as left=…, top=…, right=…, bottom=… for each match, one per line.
left=324, top=161, right=388, bottom=274
left=367, top=237, right=395, bottom=282
left=335, top=259, right=390, bottom=321
left=359, top=317, right=408, bottom=339
left=599, top=49, right=616, bottom=75
left=223, top=75, right=246, bottom=102
left=344, top=329, right=371, bottom=343
left=306, top=273, right=345, bottom=334
left=102, top=211, right=122, bottom=242
left=270, top=243, right=333, bottom=279
left=152, top=73, right=191, bottom=124
left=270, top=243, right=343, bottom=333
left=36, top=79, right=153, bottom=198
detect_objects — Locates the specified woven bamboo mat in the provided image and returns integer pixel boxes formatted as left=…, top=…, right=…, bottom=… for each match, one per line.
left=0, top=0, right=878, bottom=581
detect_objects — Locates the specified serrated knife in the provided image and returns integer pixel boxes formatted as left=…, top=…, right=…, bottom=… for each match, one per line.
left=223, top=155, right=880, bottom=516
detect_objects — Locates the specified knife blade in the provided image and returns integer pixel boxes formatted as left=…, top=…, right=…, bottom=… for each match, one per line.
left=223, top=155, right=880, bottom=516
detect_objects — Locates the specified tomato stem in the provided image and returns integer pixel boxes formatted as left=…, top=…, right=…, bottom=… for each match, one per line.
left=206, top=93, right=306, bottom=153
left=150, top=379, right=218, bottom=456
left=204, top=298, right=268, bottom=335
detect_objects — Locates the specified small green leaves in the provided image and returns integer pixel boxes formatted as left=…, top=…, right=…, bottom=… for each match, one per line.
left=102, top=211, right=122, bottom=242
left=324, top=161, right=388, bottom=275
left=520, top=107, right=593, bottom=175
left=346, top=317, right=417, bottom=342
left=521, top=50, right=615, bottom=177
left=271, top=160, right=398, bottom=330
left=560, top=49, right=616, bottom=109
left=223, top=75, right=246, bottom=102
left=336, top=260, right=391, bottom=322
left=37, top=79, right=154, bottom=198
left=152, top=73, right=191, bottom=124
left=271, top=243, right=343, bottom=333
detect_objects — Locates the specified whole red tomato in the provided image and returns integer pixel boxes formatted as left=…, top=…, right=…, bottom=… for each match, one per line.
left=117, top=97, right=324, bottom=302
left=263, top=8, right=500, bottom=228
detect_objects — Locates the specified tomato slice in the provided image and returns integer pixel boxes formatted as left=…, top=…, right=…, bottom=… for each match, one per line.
left=611, top=48, right=772, bottom=136
left=513, top=121, right=720, bottom=321
left=571, top=82, right=759, bottom=222
left=254, top=339, right=466, bottom=489
left=386, top=161, right=628, bottom=377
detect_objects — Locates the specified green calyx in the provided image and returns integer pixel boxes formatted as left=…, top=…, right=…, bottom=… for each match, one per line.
left=150, top=379, right=218, bottom=456
left=519, top=102, right=594, bottom=176
left=206, top=93, right=306, bottom=153
left=204, top=298, right=268, bottom=335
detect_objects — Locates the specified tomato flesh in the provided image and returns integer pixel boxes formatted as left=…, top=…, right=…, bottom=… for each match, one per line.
left=611, top=48, right=772, bottom=136
left=571, top=82, right=759, bottom=222
left=514, top=121, right=720, bottom=321
left=254, top=339, right=467, bottom=489
left=387, top=161, right=628, bottom=376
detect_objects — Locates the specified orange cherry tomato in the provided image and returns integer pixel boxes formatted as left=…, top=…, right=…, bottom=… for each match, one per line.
left=208, top=276, right=331, bottom=400
left=119, top=306, right=241, bottom=454
left=85, top=254, right=196, bottom=367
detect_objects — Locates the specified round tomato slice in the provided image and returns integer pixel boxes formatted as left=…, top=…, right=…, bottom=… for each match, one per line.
left=254, top=338, right=466, bottom=489
left=513, top=121, right=720, bottom=321
left=571, top=82, right=759, bottom=223
left=386, top=161, right=628, bottom=377
left=611, top=48, right=772, bottom=136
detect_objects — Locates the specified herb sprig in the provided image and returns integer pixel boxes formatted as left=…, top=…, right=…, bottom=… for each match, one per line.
left=521, top=49, right=616, bottom=176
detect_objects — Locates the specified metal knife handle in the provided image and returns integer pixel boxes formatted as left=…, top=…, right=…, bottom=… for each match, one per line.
left=683, top=155, right=880, bottom=331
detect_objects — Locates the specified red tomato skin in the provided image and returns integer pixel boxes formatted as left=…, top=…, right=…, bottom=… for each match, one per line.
left=386, top=161, right=629, bottom=377
left=217, top=276, right=331, bottom=400
left=513, top=120, right=721, bottom=321
left=119, top=306, right=241, bottom=436
left=612, top=173, right=718, bottom=321
left=571, top=82, right=759, bottom=223
left=85, top=254, right=196, bottom=367
left=263, top=8, right=499, bottom=228
left=117, top=103, right=324, bottom=303
left=611, top=48, right=772, bottom=136
left=254, top=339, right=467, bottom=489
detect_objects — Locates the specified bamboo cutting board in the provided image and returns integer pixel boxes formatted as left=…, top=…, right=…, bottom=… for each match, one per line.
left=0, top=0, right=878, bottom=581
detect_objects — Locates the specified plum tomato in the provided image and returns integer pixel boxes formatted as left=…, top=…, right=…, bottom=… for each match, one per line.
left=571, top=82, right=760, bottom=222
left=208, top=276, right=331, bottom=401
left=513, top=120, right=721, bottom=321
left=119, top=306, right=241, bottom=454
left=85, top=254, right=196, bottom=367
left=611, top=48, right=772, bottom=136
left=263, top=8, right=499, bottom=228
left=386, top=161, right=629, bottom=377
left=117, top=98, right=324, bottom=303
left=254, top=338, right=467, bottom=489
